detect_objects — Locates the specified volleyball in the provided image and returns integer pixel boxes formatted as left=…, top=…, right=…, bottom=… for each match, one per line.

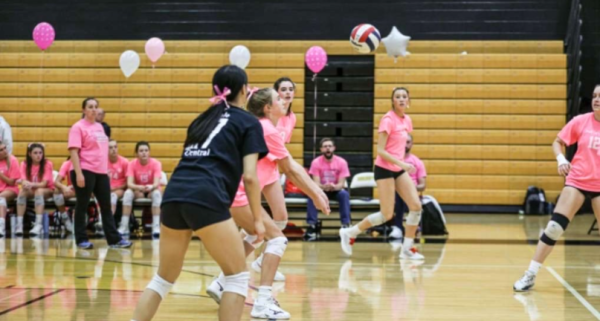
left=350, top=24, right=381, bottom=53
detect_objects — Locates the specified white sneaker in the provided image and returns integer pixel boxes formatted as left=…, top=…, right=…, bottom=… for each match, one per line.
left=0, top=220, right=5, bottom=238
left=14, top=221, right=23, bottom=237
left=206, top=277, right=224, bottom=304
left=339, top=228, right=354, bottom=256
left=29, top=224, right=43, bottom=237
left=389, top=226, right=403, bottom=239
left=251, top=297, right=290, bottom=319
left=118, top=224, right=129, bottom=236
left=514, top=270, right=536, bottom=292
left=400, top=247, right=425, bottom=260
left=152, top=224, right=160, bottom=238
left=62, top=213, right=73, bottom=233
left=251, top=257, right=286, bottom=282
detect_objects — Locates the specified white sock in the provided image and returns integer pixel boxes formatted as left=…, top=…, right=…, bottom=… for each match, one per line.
left=152, top=215, right=160, bottom=227
left=347, top=225, right=361, bottom=238
left=528, top=260, right=542, bottom=275
left=120, top=215, right=130, bottom=228
left=0, top=217, right=5, bottom=225
left=257, top=285, right=272, bottom=301
left=17, top=216, right=23, bottom=226
left=403, top=238, right=414, bottom=251
left=35, top=214, right=42, bottom=225
left=256, top=252, right=264, bottom=263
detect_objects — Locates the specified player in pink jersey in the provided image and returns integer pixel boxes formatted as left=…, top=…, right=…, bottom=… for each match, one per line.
left=0, top=142, right=20, bottom=237
left=514, top=85, right=600, bottom=291
left=206, top=88, right=329, bottom=319
left=108, top=140, right=129, bottom=215
left=52, top=157, right=75, bottom=233
left=250, top=77, right=298, bottom=280
left=15, top=143, right=54, bottom=237
left=120, top=141, right=163, bottom=238
left=339, top=87, right=424, bottom=260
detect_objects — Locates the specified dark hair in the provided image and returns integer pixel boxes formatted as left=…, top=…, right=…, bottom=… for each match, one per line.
left=26, top=143, right=46, bottom=182
left=273, top=77, right=295, bottom=116
left=82, top=97, right=98, bottom=109
left=184, top=65, right=248, bottom=148
left=135, top=141, right=150, bottom=153
left=391, top=87, right=410, bottom=110
left=246, top=88, right=274, bottom=118
left=320, top=137, right=335, bottom=147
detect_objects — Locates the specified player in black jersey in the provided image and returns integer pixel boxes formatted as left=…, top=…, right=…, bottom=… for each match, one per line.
left=131, top=65, right=268, bottom=321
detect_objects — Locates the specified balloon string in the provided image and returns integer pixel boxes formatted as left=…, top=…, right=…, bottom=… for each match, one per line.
left=38, top=51, right=45, bottom=101
left=312, top=73, right=318, bottom=160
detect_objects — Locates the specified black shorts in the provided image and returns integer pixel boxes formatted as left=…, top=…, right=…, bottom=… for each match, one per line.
left=566, top=186, right=600, bottom=200
left=161, top=202, right=231, bottom=231
left=374, top=165, right=406, bottom=181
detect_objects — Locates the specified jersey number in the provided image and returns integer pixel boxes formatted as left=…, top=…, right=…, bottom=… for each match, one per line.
left=201, top=118, right=229, bottom=149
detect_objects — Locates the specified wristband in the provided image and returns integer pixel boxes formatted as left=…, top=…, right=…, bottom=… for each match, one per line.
left=556, top=154, right=569, bottom=166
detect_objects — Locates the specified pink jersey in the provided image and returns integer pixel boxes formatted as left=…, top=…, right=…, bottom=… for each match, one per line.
left=277, top=112, right=297, bottom=143
left=0, top=155, right=21, bottom=194
left=375, top=111, right=413, bottom=172
left=58, top=160, right=73, bottom=186
left=68, top=119, right=109, bottom=174
left=108, top=155, right=129, bottom=189
left=404, top=153, right=426, bottom=186
left=20, top=160, right=54, bottom=189
left=127, top=158, right=162, bottom=185
left=231, top=118, right=290, bottom=208
left=558, top=112, right=600, bottom=191
left=309, top=155, right=350, bottom=185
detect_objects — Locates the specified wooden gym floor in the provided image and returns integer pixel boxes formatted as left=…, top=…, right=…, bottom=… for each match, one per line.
left=1, top=213, right=599, bottom=321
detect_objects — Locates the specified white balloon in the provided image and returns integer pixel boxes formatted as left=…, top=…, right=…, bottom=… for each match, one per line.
left=229, top=45, right=251, bottom=69
left=119, top=50, right=140, bottom=78
left=382, top=26, right=411, bottom=62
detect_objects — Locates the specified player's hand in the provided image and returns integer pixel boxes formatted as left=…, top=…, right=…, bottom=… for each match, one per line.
left=558, top=163, right=571, bottom=176
left=253, top=220, right=265, bottom=244
left=76, top=174, right=85, bottom=188
left=401, top=162, right=416, bottom=174
left=313, top=189, right=331, bottom=215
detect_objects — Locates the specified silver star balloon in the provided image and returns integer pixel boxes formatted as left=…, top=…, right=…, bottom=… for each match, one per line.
left=382, top=26, right=411, bottom=63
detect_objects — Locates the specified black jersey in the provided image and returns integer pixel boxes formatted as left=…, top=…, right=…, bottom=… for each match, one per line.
left=162, top=106, right=268, bottom=212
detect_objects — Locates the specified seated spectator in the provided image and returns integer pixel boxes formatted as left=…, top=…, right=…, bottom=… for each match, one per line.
left=15, top=143, right=54, bottom=237
left=0, top=141, right=20, bottom=237
left=52, top=157, right=74, bottom=233
left=0, top=116, right=13, bottom=155
left=107, top=140, right=129, bottom=215
left=304, top=138, right=351, bottom=241
left=118, top=141, right=162, bottom=238
left=96, top=108, right=111, bottom=138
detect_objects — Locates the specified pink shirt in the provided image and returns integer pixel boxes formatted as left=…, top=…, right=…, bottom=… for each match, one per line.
left=558, top=112, right=600, bottom=191
left=127, top=158, right=162, bottom=185
left=277, top=112, right=297, bottom=143
left=309, top=155, right=350, bottom=185
left=404, top=153, right=426, bottom=186
left=58, top=160, right=73, bottom=186
left=68, top=119, right=109, bottom=174
left=232, top=118, right=290, bottom=208
left=20, top=160, right=54, bottom=189
left=108, top=156, right=129, bottom=189
left=375, top=111, right=413, bottom=172
left=0, top=155, right=21, bottom=193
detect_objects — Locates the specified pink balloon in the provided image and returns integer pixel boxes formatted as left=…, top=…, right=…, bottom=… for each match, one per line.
left=145, top=37, right=165, bottom=63
left=305, top=46, right=328, bottom=74
left=32, top=22, right=55, bottom=51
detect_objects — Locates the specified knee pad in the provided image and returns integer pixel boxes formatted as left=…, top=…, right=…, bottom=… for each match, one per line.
left=0, top=197, right=6, bottom=208
left=265, top=236, right=288, bottom=257
left=110, top=192, right=118, bottom=206
left=17, top=195, right=26, bottom=205
left=151, top=189, right=162, bottom=207
left=406, top=210, right=422, bottom=226
left=274, top=220, right=288, bottom=230
left=367, top=212, right=386, bottom=225
left=146, top=273, right=173, bottom=300
left=123, top=189, right=134, bottom=206
left=540, top=213, right=570, bottom=246
left=34, top=195, right=45, bottom=207
left=223, top=271, right=250, bottom=298
left=53, top=194, right=65, bottom=207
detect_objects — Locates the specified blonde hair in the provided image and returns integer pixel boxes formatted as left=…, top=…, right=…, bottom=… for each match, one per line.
left=246, top=88, right=274, bottom=118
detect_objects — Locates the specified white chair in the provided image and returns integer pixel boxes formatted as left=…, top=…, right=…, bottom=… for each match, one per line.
left=348, top=172, right=380, bottom=206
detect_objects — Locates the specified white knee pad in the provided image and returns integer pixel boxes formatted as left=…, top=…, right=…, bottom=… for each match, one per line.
left=274, top=220, right=288, bottom=230
left=53, top=194, right=65, bottom=207
left=406, top=210, right=422, bottom=226
left=34, top=195, right=45, bottom=207
left=17, top=195, right=27, bottom=205
left=367, top=212, right=386, bottom=225
left=223, top=271, right=250, bottom=298
left=146, top=274, right=173, bottom=300
left=151, top=189, right=162, bottom=207
left=0, top=197, right=6, bottom=208
left=123, top=189, right=134, bottom=206
left=110, top=192, right=118, bottom=206
left=544, top=221, right=565, bottom=241
left=265, top=236, right=288, bottom=258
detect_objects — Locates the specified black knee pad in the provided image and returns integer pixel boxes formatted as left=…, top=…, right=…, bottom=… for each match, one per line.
left=540, top=212, right=570, bottom=246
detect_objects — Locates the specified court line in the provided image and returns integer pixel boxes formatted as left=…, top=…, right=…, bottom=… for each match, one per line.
left=0, top=289, right=64, bottom=316
left=0, top=290, right=28, bottom=303
left=547, top=267, right=600, bottom=320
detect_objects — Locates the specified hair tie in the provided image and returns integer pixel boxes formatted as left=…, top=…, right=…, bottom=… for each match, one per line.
left=247, top=86, right=260, bottom=101
left=209, top=85, right=231, bottom=109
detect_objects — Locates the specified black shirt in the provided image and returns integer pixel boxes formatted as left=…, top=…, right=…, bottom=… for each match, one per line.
left=163, top=106, right=268, bottom=212
left=101, top=122, right=111, bottom=138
